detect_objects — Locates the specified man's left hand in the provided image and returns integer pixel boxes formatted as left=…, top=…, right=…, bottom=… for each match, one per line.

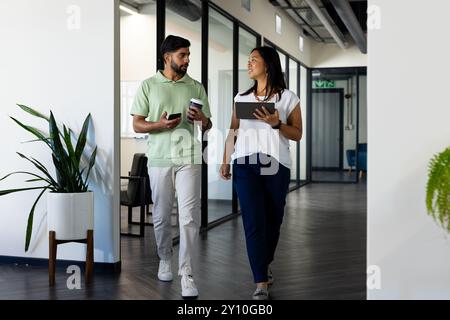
left=187, top=106, right=208, bottom=127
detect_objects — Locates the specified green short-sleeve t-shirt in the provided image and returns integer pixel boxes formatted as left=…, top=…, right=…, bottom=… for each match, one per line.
left=130, top=71, right=211, bottom=167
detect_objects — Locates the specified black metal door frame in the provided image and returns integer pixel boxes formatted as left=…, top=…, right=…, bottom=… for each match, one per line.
left=311, top=88, right=344, bottom=177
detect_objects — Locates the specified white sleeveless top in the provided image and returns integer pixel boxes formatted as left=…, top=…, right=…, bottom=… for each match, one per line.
left=231, top=89, right=300, bottom=169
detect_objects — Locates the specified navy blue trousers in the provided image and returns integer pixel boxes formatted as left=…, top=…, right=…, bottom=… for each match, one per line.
left=233, top=154, right=290, bottom=283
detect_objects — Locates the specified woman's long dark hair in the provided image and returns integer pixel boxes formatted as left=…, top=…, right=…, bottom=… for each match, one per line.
left=241, top=46, right=287, bottom=101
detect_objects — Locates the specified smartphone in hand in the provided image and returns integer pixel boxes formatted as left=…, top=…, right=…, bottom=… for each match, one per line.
left=167, top=113, right=182, bottom=120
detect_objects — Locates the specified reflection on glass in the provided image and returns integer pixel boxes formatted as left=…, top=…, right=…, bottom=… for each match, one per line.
left=166, top=0, right=202, bottom=82
left=208, top=9, right=234, bottom=222
left=278, top=51, right=287, bottom=83
left=288, top=59, right=298, bottom=188
left=120, top=4, right=156, bottom=82
left=311, top=69, right=358, bottom=182
left=237, top=28, right=258, bottom=211
left=300, top=66, right=308, bottom=183
left=120, top=3, right=156, bottom=234
left=239, top=28, right=257, bottom=93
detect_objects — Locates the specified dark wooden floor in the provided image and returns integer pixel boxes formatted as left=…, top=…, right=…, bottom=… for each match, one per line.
left=0, top=182, right=366, bottom=300
left=312, top=170, right=359, bottom=182
left=121, top=199, right=234, bottom=237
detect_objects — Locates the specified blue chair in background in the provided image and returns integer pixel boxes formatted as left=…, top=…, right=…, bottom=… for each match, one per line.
left=358, top=143, right=367, bottom=178
left=346, top=149, right=356, bottom=172
left=346, top=143, right=367, bottom=178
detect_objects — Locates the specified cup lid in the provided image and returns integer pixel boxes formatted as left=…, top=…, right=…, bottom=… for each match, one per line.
left=190, top=98, right=203, bottom=105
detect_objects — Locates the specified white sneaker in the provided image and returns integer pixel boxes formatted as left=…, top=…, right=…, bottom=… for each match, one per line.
left=181, top=274, right=198, bottom=299
left=158, top=260, right=173, bottom=282
left=252, top=287, right=269, bottom=300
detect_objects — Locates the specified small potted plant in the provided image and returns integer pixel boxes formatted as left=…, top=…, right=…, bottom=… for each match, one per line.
left=0, top=104, right=97, bottom=251
left=426, top=147, right=450, bottom=230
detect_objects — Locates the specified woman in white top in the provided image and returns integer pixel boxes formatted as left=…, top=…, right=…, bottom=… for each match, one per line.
left=220, top=46, right=302, bottom=300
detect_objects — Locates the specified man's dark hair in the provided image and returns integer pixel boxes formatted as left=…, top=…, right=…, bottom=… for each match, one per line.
left=161, top=35, right=191, bottom=56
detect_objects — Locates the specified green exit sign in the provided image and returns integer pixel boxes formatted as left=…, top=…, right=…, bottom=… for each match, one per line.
left=314, top=80, right=336, bottom=88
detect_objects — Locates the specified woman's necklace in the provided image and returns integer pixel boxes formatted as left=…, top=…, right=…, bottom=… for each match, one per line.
left=253, top=90, right=273, bottom=102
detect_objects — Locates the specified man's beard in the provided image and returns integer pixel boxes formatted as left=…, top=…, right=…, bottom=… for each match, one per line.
left=171, top=61, right=188, bottom=76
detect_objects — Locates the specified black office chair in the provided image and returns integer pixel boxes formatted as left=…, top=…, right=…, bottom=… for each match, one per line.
left=120, top=153, right=153, bottom=237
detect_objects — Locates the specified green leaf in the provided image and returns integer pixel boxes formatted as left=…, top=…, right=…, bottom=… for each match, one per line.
left=49, top=112, right=76, bottom=191
left=63, top=125, right=78, bottom=171
left=22, top=138, right=52, bottom=144
left=49, top=112, right=68, bottom=162
left=0, top=172, right=19, bottom=182
left=84, top=146, right=97, bottom=190
left=426, top=147, right=450, bottom=230
left=10, top=117, right=51, bottom=148
left=51, top=154, right=67, bottom=191
left=0, top=171, right=52, bottom=185
left=75, top=114, right=91, bottom=163
left=0, top=186, right=48, bottom=196
left=76, top=168, right=86, bottom=190
left=17, top=104, right=49, bottom=122
left=16, top=153, right=58, bottom=188
left=25, top=187, right=48, bottom=252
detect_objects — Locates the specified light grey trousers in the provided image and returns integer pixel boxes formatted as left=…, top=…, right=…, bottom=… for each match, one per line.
left=148, top=164, right=201, bottom=276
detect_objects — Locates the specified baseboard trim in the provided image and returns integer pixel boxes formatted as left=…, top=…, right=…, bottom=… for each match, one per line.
left=0, top=255, right=121, bottom=273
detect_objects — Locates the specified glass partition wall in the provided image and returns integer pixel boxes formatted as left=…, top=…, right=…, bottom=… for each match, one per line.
left=164, top=0, right=203, bottom=236
left=238, top=28, right=257, bottom=92
left=207, top=9, right=259, bottom=223
left=288, top=58, right=299, bottom=189
left=119, top=2, right=157, bottom=236
left=119, top=1, right=310, bottom=237
left=207, top=8, right=234, bottom=222
left=166, top=0, right=202, bottom=82
left=310, top=67, right=366, bottom=183
left=300, top=66, right=308, bottom=185
left=265, top=40, right=305, bottom=191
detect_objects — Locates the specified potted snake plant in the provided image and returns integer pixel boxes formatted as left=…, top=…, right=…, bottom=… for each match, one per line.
left=426, top=147, right=450, bottom=230
left=0, top=104, right=97, bottom=251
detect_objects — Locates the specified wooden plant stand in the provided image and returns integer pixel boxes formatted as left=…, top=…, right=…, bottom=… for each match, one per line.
left=48, top=229, right=94, bottom=286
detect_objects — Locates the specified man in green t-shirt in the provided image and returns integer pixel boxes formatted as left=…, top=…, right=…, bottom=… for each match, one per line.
left=130, top=35, right=212, bottom=299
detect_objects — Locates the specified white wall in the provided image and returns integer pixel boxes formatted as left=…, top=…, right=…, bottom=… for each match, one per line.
left=212, top=0, right=312, bottom=66
left=368, top=0, right=450, bottom=299
left=0, top=0, right=120, bottom=263
left=311, top=40, right=367, bottom=68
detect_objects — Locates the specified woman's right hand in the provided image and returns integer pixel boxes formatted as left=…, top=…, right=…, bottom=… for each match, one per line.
left=220, top=164, right=231, bottom=180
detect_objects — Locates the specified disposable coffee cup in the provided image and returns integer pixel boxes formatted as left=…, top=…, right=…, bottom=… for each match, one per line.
left=188, top=98, right=203, bottom=123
